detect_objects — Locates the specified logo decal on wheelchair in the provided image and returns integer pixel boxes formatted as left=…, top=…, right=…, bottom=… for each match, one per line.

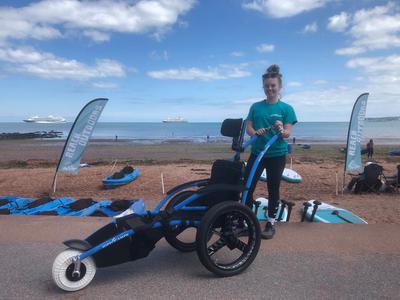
left=102, top=232, right=130, bottom=249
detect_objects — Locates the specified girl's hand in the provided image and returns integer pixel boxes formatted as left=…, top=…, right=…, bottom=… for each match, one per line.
left=274, top=120, right=284, bottom=136
left=255, top=128, right=267, bottom=136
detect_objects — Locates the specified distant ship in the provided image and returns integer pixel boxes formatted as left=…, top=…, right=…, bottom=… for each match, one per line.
left=162, top=116, right=188, bottom=123
left=23, top=115, right=66, bottom=123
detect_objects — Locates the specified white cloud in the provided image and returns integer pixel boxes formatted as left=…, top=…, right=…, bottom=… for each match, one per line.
left=242, top=0, right=328, bottom=18
left=0, top=46, right=126, bottom=80
left=256, top=43, right=275, bottom=53
left=234, top=97, right=263, bottom=105
left=288, top=81, right=302, bottom=87
left=92, top=82, right=118, bottom=89
left=284, top=86, right=400, bottom=121
left=149, top=50, right=169, bottom=61
left=303, top=22, right=318, bottom=33
left=231, top=51, right=245, bottom=57
left=335, top=47, right=365, bottom=56
left=0, top=0, right=196, bottom=43
left=333, top=2, right=400, bottom=55
left=83, top=30, right=110, bottom=43
left=346, top=55, right=400, bottom=82
left=313, top=79, right=328, bottom=85
left=327, top=11, right=350, bottom=32
left=147, top=64, right=252, bottom=81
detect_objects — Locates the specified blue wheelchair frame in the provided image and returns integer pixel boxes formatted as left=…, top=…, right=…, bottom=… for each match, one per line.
left=72, top=131, right=279, bottom=263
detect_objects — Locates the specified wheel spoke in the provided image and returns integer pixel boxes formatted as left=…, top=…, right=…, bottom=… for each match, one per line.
left=207, top=238, right=227, bottom=256
left=212, top=229, right=222, bottom=236
left=233, top=238, right=248, bottom=253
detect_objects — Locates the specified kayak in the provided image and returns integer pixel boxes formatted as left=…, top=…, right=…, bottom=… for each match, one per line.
left=89, top=199, right=139, bottom=217
left=0, top=196, right=34, bottom=214
left=13, top=197, right=75, bottom=215
left=0, top=196, right=141, bottom=217
left=303, top=200, right=367, bottom=224
left=103, top=166, right=140, bottom=189
left=36, top=198, right=112, bottom=217
left=260, top=168, right=302, bottom=183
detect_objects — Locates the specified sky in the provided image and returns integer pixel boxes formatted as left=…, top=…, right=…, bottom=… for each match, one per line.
left=0, top=0, right=399, bottom=122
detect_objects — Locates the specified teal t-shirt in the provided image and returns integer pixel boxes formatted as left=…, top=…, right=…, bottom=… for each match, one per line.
left=247, top=100, right=297, bottom=157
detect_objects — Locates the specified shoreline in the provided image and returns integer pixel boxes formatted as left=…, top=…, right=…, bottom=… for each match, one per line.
left=1, top=136, right=399, bottom=145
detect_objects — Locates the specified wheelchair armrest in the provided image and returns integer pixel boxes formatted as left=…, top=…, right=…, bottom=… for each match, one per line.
left=197, top=184, right=246, bottom=195
left=166, top=179, right=210, bottom=195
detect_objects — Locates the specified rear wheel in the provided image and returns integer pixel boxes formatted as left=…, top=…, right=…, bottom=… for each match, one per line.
left=196, top=201, right=261, bottom=277
left=164, top=191, right=198, bottom=252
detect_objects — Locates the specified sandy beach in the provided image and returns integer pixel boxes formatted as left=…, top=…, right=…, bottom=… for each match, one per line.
left=0, top=139, right=399, bottom=224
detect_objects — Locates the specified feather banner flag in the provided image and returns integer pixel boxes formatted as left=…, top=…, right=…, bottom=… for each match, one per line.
left=344, top=93, right=369, bottom=173
left=52, top=98, right=108, bottom=192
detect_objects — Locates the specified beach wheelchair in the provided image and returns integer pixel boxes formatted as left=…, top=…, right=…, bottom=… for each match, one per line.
left=52, top=118, right=280, bottom=291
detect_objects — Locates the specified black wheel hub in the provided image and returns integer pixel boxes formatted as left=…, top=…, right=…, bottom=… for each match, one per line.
left=66, top=263, right=87, bottom=282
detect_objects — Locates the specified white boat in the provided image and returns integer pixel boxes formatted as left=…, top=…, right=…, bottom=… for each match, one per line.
left=23, top=115, right=66, bottom=123
left=162, top=116, right=188, bottom=123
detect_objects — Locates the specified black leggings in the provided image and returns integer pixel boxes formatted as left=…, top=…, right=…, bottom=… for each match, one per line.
left=244, top=153, right=286, bottom=219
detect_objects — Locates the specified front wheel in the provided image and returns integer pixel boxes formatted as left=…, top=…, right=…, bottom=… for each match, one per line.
left=52, top=249, right=96, bottom=292
left=196, top=201, right=261, bottom=277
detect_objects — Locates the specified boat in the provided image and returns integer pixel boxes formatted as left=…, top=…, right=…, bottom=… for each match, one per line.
left=23, top=115, right=66, bottom=123
left=103, top=166, right=140, bottom=189
left=162, top=116, right=188, bottom=123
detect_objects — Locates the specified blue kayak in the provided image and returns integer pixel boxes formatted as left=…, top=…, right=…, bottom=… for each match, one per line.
left=103, top=166, right=140, bottom=189
left=0, top=196, right=34, bottom=214
left=14, top=197, right=75, bottom=215
left=36, top=198, right=112, bottom=217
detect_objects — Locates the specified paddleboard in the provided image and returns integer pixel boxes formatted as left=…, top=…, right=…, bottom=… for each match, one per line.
left=253, top=197, right=288, bottom=222
left=260, top=168, right=302, bottom=183
left=303, top=200, right=367, bottom=224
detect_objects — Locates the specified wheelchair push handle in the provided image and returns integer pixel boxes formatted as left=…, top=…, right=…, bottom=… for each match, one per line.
left=254, top=123, right=284, bottom=138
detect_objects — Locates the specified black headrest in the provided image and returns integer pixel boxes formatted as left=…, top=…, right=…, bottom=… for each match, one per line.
left=364, top=163, right=383, bottom=174
left=221, top=118, right=243, bottom=138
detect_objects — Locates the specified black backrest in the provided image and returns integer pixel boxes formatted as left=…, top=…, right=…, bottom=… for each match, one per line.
left=221, top=118, right=243, bottom=137
left=220, top=118, right=246, bottom=154
left=206, top=159, right=244, bottom=206
left=364, top=163, right=383, bottom=185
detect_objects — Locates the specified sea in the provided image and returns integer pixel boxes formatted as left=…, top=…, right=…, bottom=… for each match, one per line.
left=1, top=121, right=399, bottom=145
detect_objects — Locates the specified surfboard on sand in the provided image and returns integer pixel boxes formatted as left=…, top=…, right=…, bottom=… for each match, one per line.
left=260, top=168, right=302, bottom=183
left=303, top=200, right=367, bottom=224
left=253, top=197, right=288, bottom=222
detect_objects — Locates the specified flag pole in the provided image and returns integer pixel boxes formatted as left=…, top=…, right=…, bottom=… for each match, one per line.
left=52, top=173, right=58, bottom=194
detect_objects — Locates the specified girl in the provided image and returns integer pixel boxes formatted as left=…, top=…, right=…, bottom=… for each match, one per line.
left=245, top=64, right=297, bottom=239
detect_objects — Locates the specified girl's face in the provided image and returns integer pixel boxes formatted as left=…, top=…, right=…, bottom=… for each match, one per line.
left=263, top=77, right=281, bottom=100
